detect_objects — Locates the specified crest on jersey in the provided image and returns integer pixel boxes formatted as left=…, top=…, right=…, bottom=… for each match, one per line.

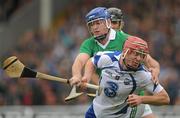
left=124, top=78, right=132, bottom=85
left=115, top=76, right=120, bottom=80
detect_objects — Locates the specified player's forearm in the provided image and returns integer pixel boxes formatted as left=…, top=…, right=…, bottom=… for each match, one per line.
left=72, top=54, right=90, bottom=78
left=140, top=91, right=170, bottom=105
left=149, top=59, right=160, bottom=72
left=72, top=60, right=84, bottom=78
left=84, top=60, right=95, bottom=82
left=146, top=55, right=160, bottom=71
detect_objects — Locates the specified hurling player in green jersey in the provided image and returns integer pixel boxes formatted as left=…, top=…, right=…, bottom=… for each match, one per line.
left=70, top=7, right=129, bottom=86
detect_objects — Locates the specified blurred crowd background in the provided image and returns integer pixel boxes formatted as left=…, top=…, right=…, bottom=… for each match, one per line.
left=0, top=0, right=180, bottom=106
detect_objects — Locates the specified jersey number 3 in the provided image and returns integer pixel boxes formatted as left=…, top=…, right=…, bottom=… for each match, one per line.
left=104, top=81, right=118, bottom=97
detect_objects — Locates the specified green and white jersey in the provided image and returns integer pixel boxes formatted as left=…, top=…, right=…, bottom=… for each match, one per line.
left=80, top=29, right=129, bottom=77
left=80, top=29, right=129, bottom=57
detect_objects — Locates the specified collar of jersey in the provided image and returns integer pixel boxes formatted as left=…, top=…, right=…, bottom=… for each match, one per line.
left=95, top=28, right=116, bottom=49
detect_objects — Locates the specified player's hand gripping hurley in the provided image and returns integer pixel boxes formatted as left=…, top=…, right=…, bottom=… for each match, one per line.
left=3, top=56, right=99, bottom=100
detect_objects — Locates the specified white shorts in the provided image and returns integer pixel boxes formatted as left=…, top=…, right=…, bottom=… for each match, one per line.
left=134, top=104, right=153, bottom=118
left=141, top=104, right=153, bottom=117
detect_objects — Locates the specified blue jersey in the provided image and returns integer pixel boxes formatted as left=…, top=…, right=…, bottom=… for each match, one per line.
left=90, top=51, right=163, bottom=118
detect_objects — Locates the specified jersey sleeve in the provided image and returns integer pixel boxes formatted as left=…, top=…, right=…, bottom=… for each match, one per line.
left=80, top=39, right=93, bottom=56
left=91, top=52, right=113, bottom=69
left=140, top=72, right=163, bottom=94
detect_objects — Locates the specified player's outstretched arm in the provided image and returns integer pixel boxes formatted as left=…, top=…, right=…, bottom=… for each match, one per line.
left=82, top=58, right=96, bottom=83
left=80, top=58, right=96, bottom=90
left=139, top=89, right=169, bottom=105
left=127, top=89, right=170, bottom=107
left=145, top=54, right=160, bottom=83
left=70, top=53, right=90, bottom=86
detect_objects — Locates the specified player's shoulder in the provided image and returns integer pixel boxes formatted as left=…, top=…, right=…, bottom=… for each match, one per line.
left=94, top=51, right=122, bottom=63
left=96, top=51, right=122, bottom=59
left=96, top=50, right=121, bottom=55
left=115, top=31, right=130, bottom=45
left=93, top=51, right=122, bottom=68
left=136, top=65, right=150, bottom=73
left=117, top=30, right=131, bottom=37
left=82, top=37, right=95, bottom=44
left=135, top=65, right=152, bottom=80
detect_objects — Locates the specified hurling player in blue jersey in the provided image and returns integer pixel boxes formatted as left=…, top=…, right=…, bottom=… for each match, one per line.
left=81, top=36, right=169, bottom=118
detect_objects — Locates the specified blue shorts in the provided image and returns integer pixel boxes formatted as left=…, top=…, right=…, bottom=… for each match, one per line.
left=85, top=104, right=96, bottom=118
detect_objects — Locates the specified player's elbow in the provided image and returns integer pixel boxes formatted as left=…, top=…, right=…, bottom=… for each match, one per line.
left=160, top=91, right=170, bottom=105
left=163, top=94, right=170, bottom=105
left=156, top=89, right=170, bottom=105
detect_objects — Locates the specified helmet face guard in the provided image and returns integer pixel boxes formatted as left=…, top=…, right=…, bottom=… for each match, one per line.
left=110, top=14, right=122, bottom=22
left=87, top=18, right=107, bottom=30
left=87, top=18, right=110, bottom=40
left=107, top=7, right=124, bottom=30
left=123, top=36, right=149, bottom=70
left=107, top=7, right=123, bottom=21
left=123, top=36, right=149, bottom=54
left=85, top=7, right=111, bottom=40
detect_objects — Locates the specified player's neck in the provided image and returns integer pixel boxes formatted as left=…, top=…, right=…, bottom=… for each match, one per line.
left=98, top=38, right=108, bottom=45
left=98, top=32, right=110, bottom=45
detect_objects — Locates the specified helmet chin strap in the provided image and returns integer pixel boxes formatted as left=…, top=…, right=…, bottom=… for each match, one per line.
left=94, top=29, right=110, bottom=41
left=94, top=34, right=107, bottom=40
